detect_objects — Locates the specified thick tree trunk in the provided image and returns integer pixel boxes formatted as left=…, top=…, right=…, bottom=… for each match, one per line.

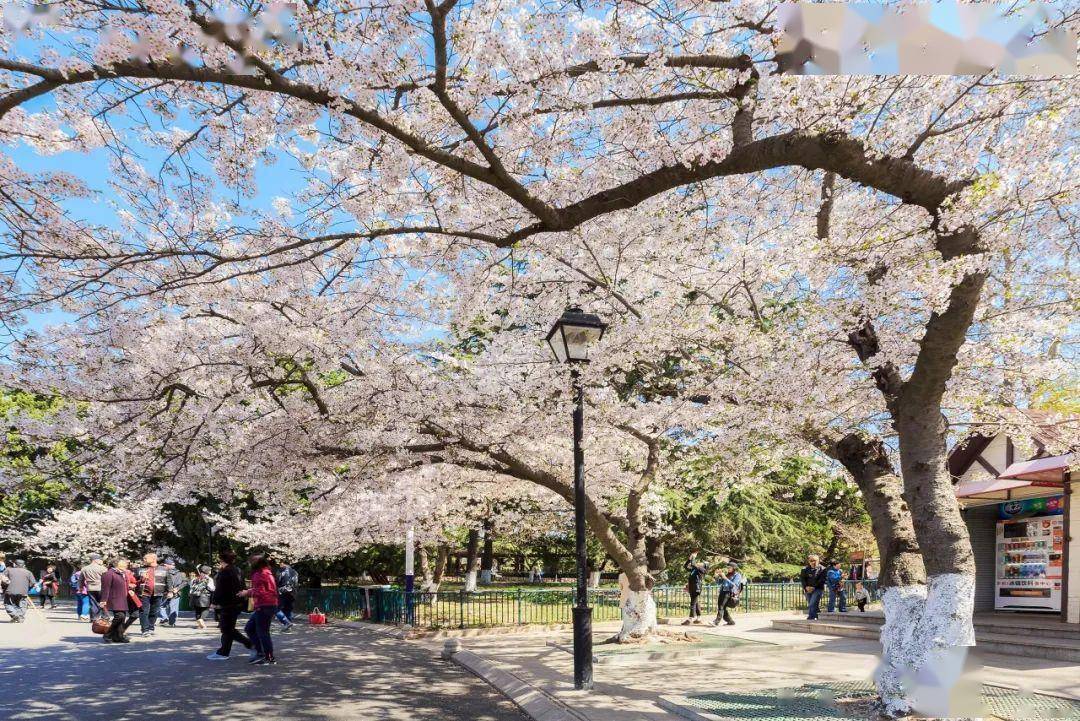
left=894, top=412, right=977, bottom=717
left=616, top=569, right=657, bottom=641
left=646, top=536, right=666, bottom=575
left=480, top=519, right=494, bottom=585
left=822, top=430, right=926, bottom=716
left=464, top=528, right=480, bottom=592
left=843, top=252, right=985, bottom=717
left=418, top=546, right=433, bottom=589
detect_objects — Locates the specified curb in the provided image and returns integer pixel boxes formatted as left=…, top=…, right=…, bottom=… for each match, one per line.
left=315, top=617, right=582, bottom=640
left=451, top=648, right=591, bottom=721
left=657, top=696, right=727, bottom=721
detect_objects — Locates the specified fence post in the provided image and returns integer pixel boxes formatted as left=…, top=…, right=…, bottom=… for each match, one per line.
left=517, top=589, right=523, bottom=625
left=459, top=590, right=465, bottom=629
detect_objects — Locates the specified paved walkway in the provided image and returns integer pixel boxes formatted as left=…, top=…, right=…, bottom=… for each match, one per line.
left=437, top=611, right=1080, bottom=721
left=0, top=603, right=525, bottom=721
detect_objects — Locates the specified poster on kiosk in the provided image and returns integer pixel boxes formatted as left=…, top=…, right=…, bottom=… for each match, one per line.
left=995, top=497, right=1065, bottom=612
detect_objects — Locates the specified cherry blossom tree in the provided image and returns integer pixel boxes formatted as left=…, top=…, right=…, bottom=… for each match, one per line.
left=2, top=0, right=1077, bottom=713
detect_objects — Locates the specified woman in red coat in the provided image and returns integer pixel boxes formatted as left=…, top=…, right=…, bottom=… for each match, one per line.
left=99, top=558, right=133, bottom=643
left=240, top=554, right=278, bottom=665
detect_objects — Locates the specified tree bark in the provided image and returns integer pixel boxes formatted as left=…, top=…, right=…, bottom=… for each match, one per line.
left=464, top=528, right=480, bottom=592
left=646, top=536, right=667, bottom=576
left=480, top=519, right=494, bottom=585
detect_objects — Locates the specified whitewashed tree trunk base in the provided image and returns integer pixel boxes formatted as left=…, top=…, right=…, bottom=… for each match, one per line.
left=876, top=584, right=928, bottom=717
left=615, top=588, right=658, bottom=641
left=907, top=573, right=978, bottom=720
left=588, top=570, right=601, bottom=588
left=875, top=575, right=978, bottom=719
left=464, top=570, right=478, bottom=593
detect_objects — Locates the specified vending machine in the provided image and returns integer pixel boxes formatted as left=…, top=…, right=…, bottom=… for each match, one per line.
left=995, top=497, right=1065, bottom=612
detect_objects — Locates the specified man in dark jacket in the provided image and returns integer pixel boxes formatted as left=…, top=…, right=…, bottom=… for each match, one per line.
left=157, top=559, right=186, bottom=627
left=135, top=552, right=167, bottom=636
left=275, top=563, right=299, bottom=631
left=2, top=559, right=37, bottom=622
left=681, top=550, right=707, bottom=625
left=99, top=559, right=133, bottom=643
left=800, top=554, right=828, bottom=620
left=206, top=550, right=253, bottom=660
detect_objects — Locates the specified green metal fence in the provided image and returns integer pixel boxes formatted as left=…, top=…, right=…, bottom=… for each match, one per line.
left=297, top=580, right=876, bottom=630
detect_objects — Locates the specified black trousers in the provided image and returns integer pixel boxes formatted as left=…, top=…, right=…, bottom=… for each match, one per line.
left=857, top=599, right=867, bottom=612
left=714, top=592, right=735, bottom=624
left=217, top=606, right=252, bottom=657
left=105, top=610, right=128, bottom=641
left=689, top=592, right=701, bottom=618
left=139, top=595, right=162, bottom=632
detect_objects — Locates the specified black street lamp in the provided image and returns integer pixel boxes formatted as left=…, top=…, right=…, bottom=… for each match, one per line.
left=546, top=307, right=607, bottom=691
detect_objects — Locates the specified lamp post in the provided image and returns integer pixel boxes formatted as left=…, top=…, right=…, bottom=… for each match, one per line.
left=546, top=307, right=607, bottom=691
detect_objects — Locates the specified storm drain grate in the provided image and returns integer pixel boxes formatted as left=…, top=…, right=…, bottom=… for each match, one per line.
left=683, top=682, right=1080, bottom=720
left=983, top=685, right=1080, bottom=721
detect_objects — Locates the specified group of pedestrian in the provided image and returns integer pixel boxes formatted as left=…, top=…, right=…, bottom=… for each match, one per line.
left=5, top=547, right=299, bottom=667
left=800, top=554, right=873, bottom=620
left=205, top=551, right=293, bottom=665
left=682, top=550, right=746, bottom=627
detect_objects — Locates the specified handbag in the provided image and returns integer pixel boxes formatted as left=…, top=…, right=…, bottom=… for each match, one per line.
left=88, top=597, right=111, bottom=634
left=308, top=607, right=327, bottom=625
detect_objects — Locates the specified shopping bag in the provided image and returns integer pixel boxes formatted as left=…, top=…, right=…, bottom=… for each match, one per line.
left=308, top=607, right=327, bottom=625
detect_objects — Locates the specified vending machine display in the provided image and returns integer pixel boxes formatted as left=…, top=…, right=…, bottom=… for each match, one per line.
left=995, top=509, right=1064, bottom=612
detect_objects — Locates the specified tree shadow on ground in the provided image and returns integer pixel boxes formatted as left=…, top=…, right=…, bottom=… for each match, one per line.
left=0, top=621, right=525, bottom=721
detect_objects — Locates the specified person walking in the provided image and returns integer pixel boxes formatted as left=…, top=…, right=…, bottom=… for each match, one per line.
left=241, top=554, right=279, bottom=665
left=99, top=558, right=133, bottom=643
left=135, top=552, right=166, bottom=636
left=157, top=559, right=186, bottom=627
left=713, top=562, right=745, bottom=626
left=2, top=559, right=36, bottom=623
left=189, top=567, right=214, bottom=630
left=800, top=554, right=827, bottom=621
left=80, top=554, right=107, bottom=621
left=275, top=562, right=298, bottom=631
left=681, top=550, right=707, bottom=625
left=206, top=551, right=252, bottom=661
left=71, top=568, right=90, bottom=620
left=37, top=565, right=59, bottom=609
left=826, top=560, right=847, bottom=613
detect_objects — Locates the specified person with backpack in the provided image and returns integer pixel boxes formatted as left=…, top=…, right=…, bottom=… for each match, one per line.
left=713, top=562, right=745, bottom=626
left=206, top=551, right=252, bottom=661
left=240, top=554, right=279, bottom=665
left=188, top=566, right=214, bottom=630
left=275, top=563, right=298, bottom=631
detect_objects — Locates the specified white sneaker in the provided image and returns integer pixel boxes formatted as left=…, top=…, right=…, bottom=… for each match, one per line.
left=206, top=653, right=230, bottom=661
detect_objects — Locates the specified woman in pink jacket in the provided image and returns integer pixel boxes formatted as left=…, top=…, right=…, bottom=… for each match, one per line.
left=240, top=554, right=278, bottom=665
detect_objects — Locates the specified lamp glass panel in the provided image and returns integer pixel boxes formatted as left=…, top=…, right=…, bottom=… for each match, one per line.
left=548, top=332, right=568, bottom=363
left=564, top=325, right=601, bottom=361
